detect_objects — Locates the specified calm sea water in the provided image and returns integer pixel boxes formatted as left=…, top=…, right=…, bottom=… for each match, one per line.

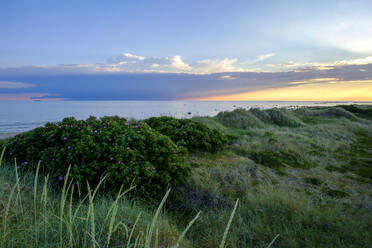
left=0, top=101, right=370, bottom=133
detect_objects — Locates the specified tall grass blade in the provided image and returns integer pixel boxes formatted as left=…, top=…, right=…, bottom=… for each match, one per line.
left=126, top=212, right=142, bottom=248
left=33, top=161, right=41, bottom=246
left=2, top=183, right=17, bottom=242
left=174, top=211, right=201, bottom=248
left=0, top=146, right=5, bottom=168
left=219, top=199, right=239, bottom=248
left=144, top=188, right=171, bottom=248
left=266, top=234, right=280, bottom=248
left=59, top=166, right=71, bottom=247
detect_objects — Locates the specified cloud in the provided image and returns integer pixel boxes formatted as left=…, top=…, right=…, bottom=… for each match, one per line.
left=0, top=81, right=36, bottom=88
left=219, top=74, right=236, bottom=80
left=277, top=56, right=372, bottom=71
left=241, top=53, right=276, bottom=65
left=5, top=52, right=372, bottom=76
left=0, top=93, right=63, bottom=101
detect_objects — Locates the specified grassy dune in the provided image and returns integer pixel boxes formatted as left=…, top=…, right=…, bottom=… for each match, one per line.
left=1, top=105, right=372, bottom=247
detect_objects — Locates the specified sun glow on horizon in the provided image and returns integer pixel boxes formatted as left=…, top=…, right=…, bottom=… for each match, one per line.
left=194, top=80, right=372, bottom=101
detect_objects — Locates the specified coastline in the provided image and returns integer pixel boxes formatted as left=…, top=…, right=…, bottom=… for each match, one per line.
left=0, top=132, right=19, bottom=140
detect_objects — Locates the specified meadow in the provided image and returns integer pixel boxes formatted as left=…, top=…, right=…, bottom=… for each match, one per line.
left=0, top=105, right=371, bottom=248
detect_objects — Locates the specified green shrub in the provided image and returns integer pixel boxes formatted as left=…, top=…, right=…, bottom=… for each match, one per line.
left=216, top=108, right=265, bottom=129
left=339, top=105, right=372, bottom=119
left=3, top=116, right=190, bottom=199
left=145, top=116, right=227, bottom=152
left=265, top=108, right=305, bottom=127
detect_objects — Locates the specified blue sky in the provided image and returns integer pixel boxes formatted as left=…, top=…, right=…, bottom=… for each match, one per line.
left=0, top=0, right=371, bottom=100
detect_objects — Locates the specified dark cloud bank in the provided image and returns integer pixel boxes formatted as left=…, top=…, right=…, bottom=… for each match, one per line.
left=0, top=64, right=371, bottom=100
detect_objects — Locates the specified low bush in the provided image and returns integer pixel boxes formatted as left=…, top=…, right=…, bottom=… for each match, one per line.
left=145, top=116, right=227, bottom=152
left=2, top=116, right=190, bottom=199
left=265, top=108, right=305, bottom=127
left=216, top=108, right=265, bottom=129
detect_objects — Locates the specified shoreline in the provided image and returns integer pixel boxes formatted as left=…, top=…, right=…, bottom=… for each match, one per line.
left=0, top=132, right=19, bottom=140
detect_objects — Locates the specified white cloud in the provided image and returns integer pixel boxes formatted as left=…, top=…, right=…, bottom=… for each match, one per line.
left=0, top=81, right=36, bottom=88
left=219, top=75, right=236, bottom=80
left=277, top=56, right=372, bottom=71
left=191, top=58, right=243, bottom=74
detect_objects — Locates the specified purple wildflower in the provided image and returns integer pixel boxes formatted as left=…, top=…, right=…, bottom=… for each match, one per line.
left=58, top=176, right=63, bottom=181
left=109, top=138, right=112, bottom=142
left=67, top=146, right=71, bottom=149
left=135, top=125, right=139, bottom=128
left=9, top=152, right=12, bottom=155
left=52, top=158, right=55, bottom=161
left=24, top=161, right=28, bottom=165
left=64, top=137, right=67, bottom=140
left=73, top=163, right=77, bottom=167
left=17, top=165, right=20, bottom=169
left=110, top=157, right=113, bottom=160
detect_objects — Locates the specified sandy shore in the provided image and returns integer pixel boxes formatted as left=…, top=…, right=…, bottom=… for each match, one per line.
left=0, top=133, right=19, bottom=140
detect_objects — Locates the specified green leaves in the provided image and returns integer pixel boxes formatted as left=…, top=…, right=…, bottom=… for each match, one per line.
left=4, top=116, right=190, bottom=200
left=145, top=116, right=227, bottom=153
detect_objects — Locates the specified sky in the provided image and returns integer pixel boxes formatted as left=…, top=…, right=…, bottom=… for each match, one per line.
left=0, top=0, right=371, bottom=101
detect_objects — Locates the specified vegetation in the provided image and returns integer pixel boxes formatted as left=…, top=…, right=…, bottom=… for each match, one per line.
left=145, top=116, right=227, bottom=152
left=2, top=116, right=190, bottom=199
left=1, top=104, right=371, bottom=247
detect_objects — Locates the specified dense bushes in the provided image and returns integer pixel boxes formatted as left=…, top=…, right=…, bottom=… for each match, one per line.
left=2, top=116, right=190, bottom=199
left=145, top=116, right=227, bottom=152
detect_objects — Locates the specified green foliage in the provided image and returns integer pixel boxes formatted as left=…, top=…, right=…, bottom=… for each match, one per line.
left=264, top=108, right=305, bottom=127
left=304, top=177, right=323, bottom=185
left=145, top=116, right=227, bottom=153
left=216, top=108, right=265, bottom=129
left=323, top=187, right=349, bottom=198
left=339, top=104, right=372, bottom=119
left=3, top=116, right=190, bottom=199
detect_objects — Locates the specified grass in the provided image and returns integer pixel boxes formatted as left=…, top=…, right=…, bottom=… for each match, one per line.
left=1, top=105, right=372, bottom=247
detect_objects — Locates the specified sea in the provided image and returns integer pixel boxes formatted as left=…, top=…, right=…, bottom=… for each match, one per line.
left=0, top=101, right=371, bottom=134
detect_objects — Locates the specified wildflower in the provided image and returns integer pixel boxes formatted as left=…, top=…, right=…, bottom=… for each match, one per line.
left=24, top=161, right=28, bottom=165
left=59, top=126, right=62, bottom=129
left=135, top=125, right=139, bottom=128
left=104, top=126, right=107, bottom=129
left=67, top=146, right=71, bottom=149
left=109, top=138, right=112, bottom=141
left=64, top=137, right=67, bottom=140
left=73, top=163, right=77, bottom=167
left=9, top=152, right=12, bottom=155
left=58, top=176, right=63, bottom=181
left=110, top=157, right=113, bottom=160
left=95, top=130, right=98, bottom=133
left=90, top=130, right=93, bottom=133
left=68, top=152, right=71, bottom=156
left=52, top=158, right=55, bottom=161
left=17, top=165, right=20, bottom=169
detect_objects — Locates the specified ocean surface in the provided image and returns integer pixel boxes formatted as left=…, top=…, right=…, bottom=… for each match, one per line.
left=0, top=101, right=371, bottom=134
